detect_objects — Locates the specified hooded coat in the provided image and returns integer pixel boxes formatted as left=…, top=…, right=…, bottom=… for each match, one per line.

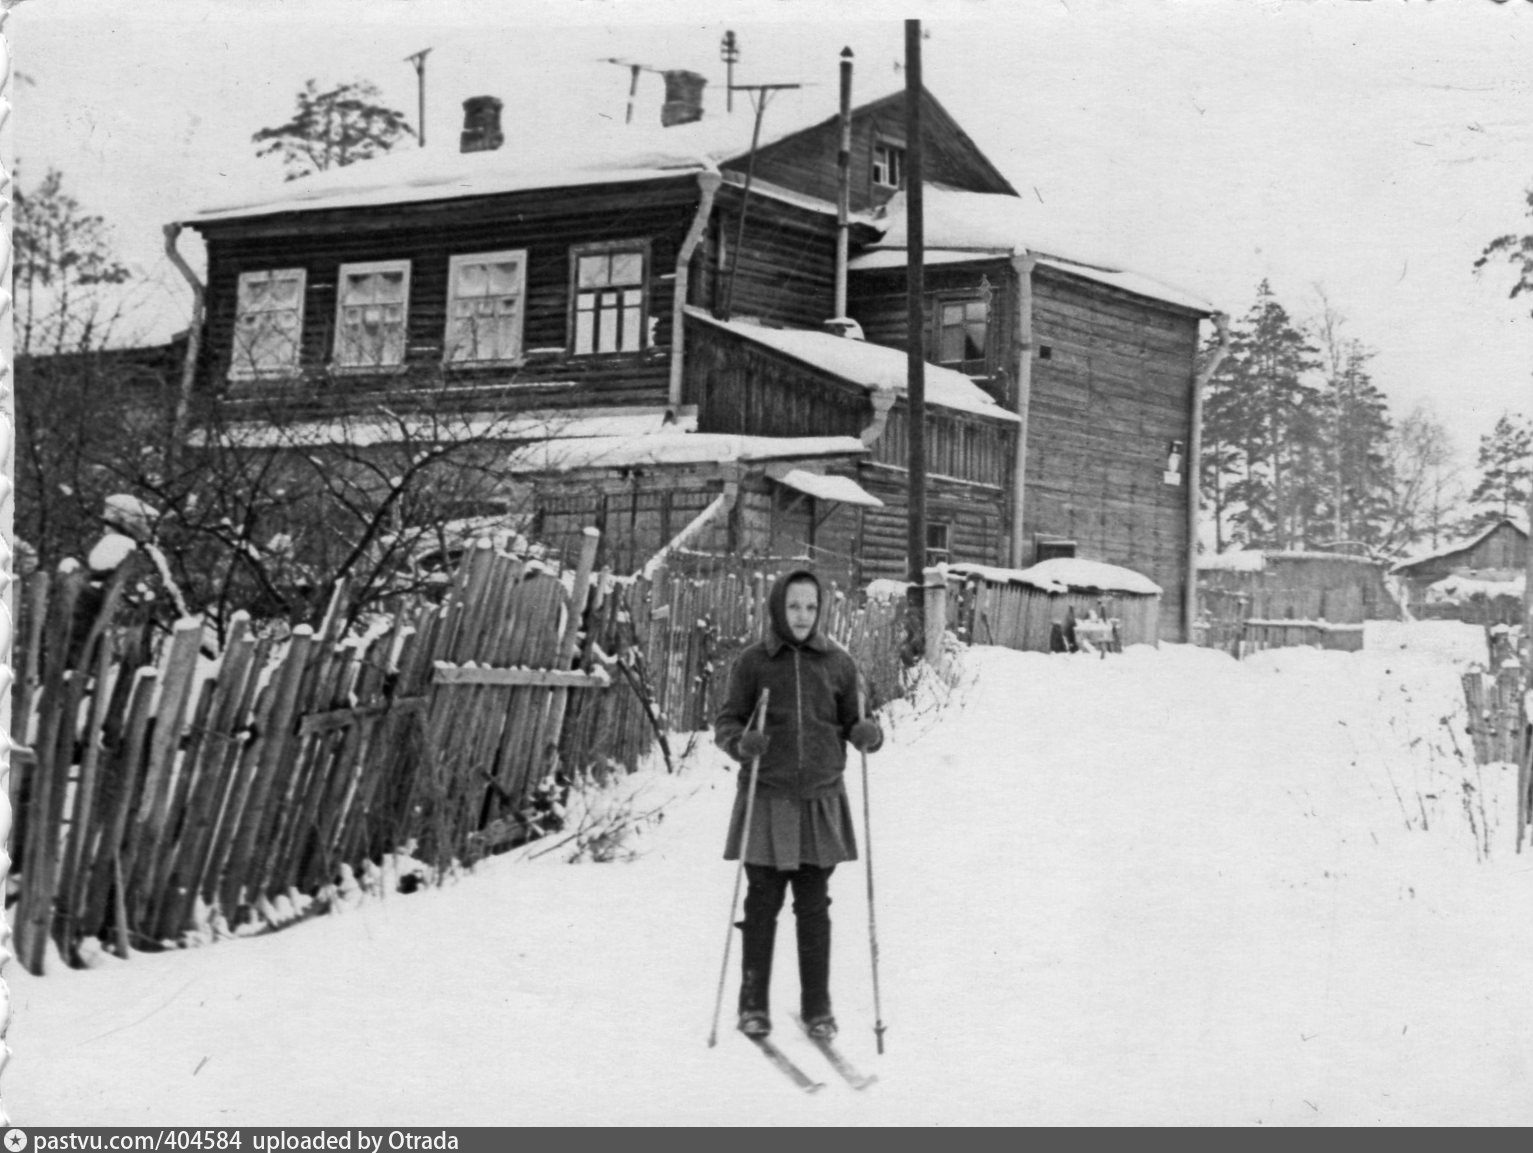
left=715, top=569, right=881, bottom=869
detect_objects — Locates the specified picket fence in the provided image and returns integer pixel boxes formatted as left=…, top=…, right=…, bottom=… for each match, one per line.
left=10, top=531, right=609, bottom=974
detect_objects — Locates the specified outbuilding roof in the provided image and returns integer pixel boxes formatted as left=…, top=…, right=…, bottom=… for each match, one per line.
left=687, top=308, right=1018, bottom=423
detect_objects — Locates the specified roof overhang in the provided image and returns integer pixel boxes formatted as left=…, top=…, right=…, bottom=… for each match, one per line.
left=769, top=466, right=884, bottom=509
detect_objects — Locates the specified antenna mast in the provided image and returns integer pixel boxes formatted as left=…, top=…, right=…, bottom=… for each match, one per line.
left=719, top=81, right=802, bottom=319
left=404, top=48, right=432, bottom=146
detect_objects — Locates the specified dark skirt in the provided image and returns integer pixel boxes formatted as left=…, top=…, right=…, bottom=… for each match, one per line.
left=723, top=785, right=859, bottom=870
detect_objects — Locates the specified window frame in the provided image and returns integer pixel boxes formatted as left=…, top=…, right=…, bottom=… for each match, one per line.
left=229, top=268, right=307, bottom=380
left=332, top=258, right=412, bottom=372
left=568, top=240, right=651, bottom=357
left=926, top=521, right=951, bottom=567
left=933, top=292, right=990, bottom=374
left=872, top=140, right=905, bottom=191
left=443, top=249, right=529, bottom=366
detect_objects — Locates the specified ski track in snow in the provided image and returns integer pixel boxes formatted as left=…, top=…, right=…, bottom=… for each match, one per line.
left=7, top=621, right=1532, bottom=1126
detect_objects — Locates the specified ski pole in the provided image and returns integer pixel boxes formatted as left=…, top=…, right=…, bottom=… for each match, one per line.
left=858, top=688, right=888, bottom=1054
left=708, top=688, right=770, bottom=1047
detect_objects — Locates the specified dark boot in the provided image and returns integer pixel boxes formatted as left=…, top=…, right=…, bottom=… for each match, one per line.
left=794, top=867, right=835, bottom=1035
left=739, top=866, right=787, bottom=1036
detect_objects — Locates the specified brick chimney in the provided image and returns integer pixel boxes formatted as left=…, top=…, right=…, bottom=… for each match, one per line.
left=460, top=96, right=505, bottom=153
left=660, top=70, right=707, bottom=127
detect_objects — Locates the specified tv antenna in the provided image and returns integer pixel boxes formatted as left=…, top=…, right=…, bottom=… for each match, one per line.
left=601, top=57, right=665, bottom=124
left=719, top=81, right=803, bottom=319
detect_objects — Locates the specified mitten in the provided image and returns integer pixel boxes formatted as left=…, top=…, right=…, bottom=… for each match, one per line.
left=848, top=719, right=883, bottom=753
left=737, top=730, right=771, bottom=761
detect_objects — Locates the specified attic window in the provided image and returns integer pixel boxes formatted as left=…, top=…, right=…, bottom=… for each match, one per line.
left=872, top=143, right=905, bottom=190
left=231, top=268, right=305, bottom=379
left=334, top=260, right=410, bottom=370
left=571, top=241, right=648, bottom=356
left=446, top=250, right=527, bottom=364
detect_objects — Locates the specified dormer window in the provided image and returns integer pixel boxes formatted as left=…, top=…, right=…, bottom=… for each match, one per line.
left=571, top=241, right=648, bottom=355
left=872, top=142, right=905, bottom=190
left=334, top=259, right=410, bottom=370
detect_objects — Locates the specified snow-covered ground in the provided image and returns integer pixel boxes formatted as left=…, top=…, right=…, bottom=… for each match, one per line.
left=7, top=620, right=1532, bottom=1126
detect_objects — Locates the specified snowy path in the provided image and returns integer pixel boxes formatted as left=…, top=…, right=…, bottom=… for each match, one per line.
left=7, top=624, right=1533, bottom=1125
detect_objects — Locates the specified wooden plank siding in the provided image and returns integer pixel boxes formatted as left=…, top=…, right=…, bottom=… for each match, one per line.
left=1025, top=268, right=1202, bottom=640
left=699, top=184, right=843, bottom=329
left=855, top=469, right=1007, bottom=582
left=195, top=176, right=705, bottom=415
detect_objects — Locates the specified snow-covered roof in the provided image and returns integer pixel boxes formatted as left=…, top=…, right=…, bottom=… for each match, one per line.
left=949, top=558, right=1163, bottom=596
left=194, top=406, right=698, bottom=451
left=855, top=187, right=1215, bottom=315
left=688, top=308, right=1018, bottom=423
left=1199, top=549, right=1383, bottom=573
left=1391, top=517, right=1529, bottom=573
left=502, top=432, right=867, bottom=474
left=185, top=86, right=904, bottom=226
left=772, top=468, right=884, bottom=508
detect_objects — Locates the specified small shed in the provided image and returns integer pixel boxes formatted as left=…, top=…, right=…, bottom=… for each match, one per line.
left=1199, top=550, right=1403, bottom=625
left=1391, top=518, right=1527, bottom=619
left=948, top=557, right=1162, bottom=652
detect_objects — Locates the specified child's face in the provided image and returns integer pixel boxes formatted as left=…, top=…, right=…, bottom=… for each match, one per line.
left=784, top=580, right=819, bottom=642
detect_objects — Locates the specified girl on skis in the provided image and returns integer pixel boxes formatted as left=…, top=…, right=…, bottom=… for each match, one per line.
left=714, top=568, right=883, bottom=1042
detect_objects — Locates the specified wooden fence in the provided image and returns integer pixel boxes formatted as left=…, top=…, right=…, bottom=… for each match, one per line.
left=10, top=531, right=607, bottom=974
left=10, top=541, right=916, bottom=974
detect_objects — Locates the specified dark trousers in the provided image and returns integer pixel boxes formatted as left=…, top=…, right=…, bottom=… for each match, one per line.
left=738, top=863, right=835, bottom=1021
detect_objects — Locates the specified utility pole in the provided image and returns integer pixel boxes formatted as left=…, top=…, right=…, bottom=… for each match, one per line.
left=404, top=48, right=432, bottom=147
left=720, top=31, right=739, bottom=113
left=904, top=19, right=927, bottom=657
left=719, top=81, right=802, bottom=320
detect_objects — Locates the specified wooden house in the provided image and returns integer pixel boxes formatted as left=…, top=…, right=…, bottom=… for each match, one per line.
left=172, top=65, right=1216, bottom=634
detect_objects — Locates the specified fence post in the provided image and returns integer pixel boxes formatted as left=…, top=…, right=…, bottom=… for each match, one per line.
left=923, top=566, right=947, bottom=667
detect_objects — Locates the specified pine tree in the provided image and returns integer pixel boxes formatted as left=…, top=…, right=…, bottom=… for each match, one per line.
left=1202, top=281, right=1323, bottom=550
left=252, top=79, right=415, bottom=182
left=1464, top=413, right=1532, bottom=533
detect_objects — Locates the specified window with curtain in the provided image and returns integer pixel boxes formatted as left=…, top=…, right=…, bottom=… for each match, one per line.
left=334, top=260, right=410, bottom=369
left=231, top=268, right=305, bottom=378
left=446, top=250, right=526, bottom=364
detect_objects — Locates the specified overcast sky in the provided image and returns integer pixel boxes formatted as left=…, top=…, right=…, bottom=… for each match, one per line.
left=11, top=0, right=1533, bottom=464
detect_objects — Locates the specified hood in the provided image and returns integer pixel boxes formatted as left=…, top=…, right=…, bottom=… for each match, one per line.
left=765, top=567, right=829, bottom=654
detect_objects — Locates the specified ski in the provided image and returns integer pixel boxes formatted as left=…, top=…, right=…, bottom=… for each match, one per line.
left=793, top=1015, right=879, bottom=1090
left=748, top=1033, right=826, bottom=1093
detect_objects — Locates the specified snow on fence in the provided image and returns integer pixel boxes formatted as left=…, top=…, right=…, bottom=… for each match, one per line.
left=947, top=561, right=1161, bottom=652
left=9, top=531, right=609, bottom=975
